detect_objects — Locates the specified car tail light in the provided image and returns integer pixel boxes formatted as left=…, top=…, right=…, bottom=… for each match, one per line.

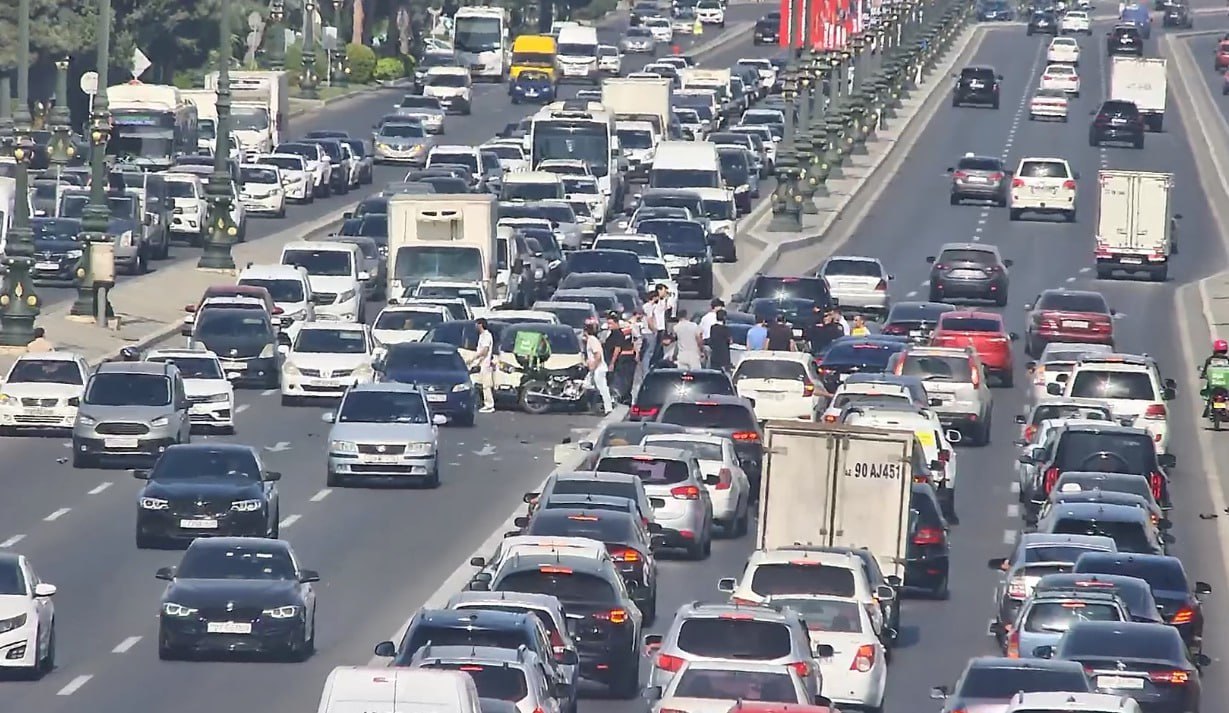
left=1171, top=605, right=1195, bottom=625
left=938, top=449, right=950, bottom=463
left=1007, top=576, right=1028, bottom=599
left=1012, top=178, right=1025, bottom=188
left=803, top=380, right=815, bottom=396
left=823, top=413, right=838, bottom=423
left=1062, top=179, right=1076, bottom=190
left=1144, top=403, right=1167, bottom=420
left=732, top=431, right=760, bottom=442
left=630, top=405, right=659, bottom=418
left=1044, top=466, right=1061, bottom=494
left=671, top=484, right=701, bottom=500
left=990, top=172, right=1004, bottom=181
left=610, top=547, right=642, bottom=562
left=954, top=170, right=968, bottom=179
left=597, top=608, right=629, bottom=624
left=549, top=628, right=568, bottom=658
left=656, top=653, right=685, bottom=671
left=789, top=661, right=811, bottom=677
left=882, top=324, right=903, bottom=334
left=1006, top=626, right=1020, bottom=658
left=1042, top=74, right=1053, bottom=81
left=1024, top=425, right=1038, bottom=441
left=1149, top=472, right=1165, bottom=501
left=1094, top=114, right=1110, bottom=126
left=850, top=644, right=876, bottom=672
left=715, top=467, right=733, bottom=490
left=1149, top=670, right=1191, bottom=684
left=970, top=363, right=981, bottom=388
left=913, top=527, right=944, bottom=545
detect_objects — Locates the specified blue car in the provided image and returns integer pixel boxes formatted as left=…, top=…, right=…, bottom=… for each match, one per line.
left=377, top=341, right=478, bottom=426
left=511, top=71, right=557, bottom=105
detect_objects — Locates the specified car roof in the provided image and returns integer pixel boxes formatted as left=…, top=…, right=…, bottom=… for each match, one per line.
left=1047, top=502, right=1150, bottom=522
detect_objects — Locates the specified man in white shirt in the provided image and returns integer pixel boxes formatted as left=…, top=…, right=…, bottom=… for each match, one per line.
left=834, top=307, right=850, bottom=336
left=470, top=318, right=496, bottom=413
left=699, top=297, right=724, bottom=339
left=583, top=323, right=614, bottom=414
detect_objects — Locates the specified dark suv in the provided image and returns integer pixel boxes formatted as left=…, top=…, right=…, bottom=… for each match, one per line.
left=1089, top=100, right=1146, bottom=149
left=1026, top=10, right=1058, bottom=35
left=630, top=368, right=734, bottom=421
left=952, top=66, right=1001, bottom=109
left=753, top=12, right=780, bottom=44
left=1106, top=24, right=1144, bottom=56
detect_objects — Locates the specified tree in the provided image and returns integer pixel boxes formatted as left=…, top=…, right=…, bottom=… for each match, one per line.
left=0, top=0, right=97, bottom=68
left=108, top=0, right=264, bottom=81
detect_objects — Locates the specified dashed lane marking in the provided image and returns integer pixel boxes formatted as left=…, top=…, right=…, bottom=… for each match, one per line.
left=0, top=534, right=25, bottom=548
left=57, top=675, right=93, bottom=696
left=261, top=389, right=277, bottom=397
left=88, top=482, right=112, bottom=495
left=1003, top=529, right=1017, bottom=544
left=279, top=514, right=302, bottom=528
left=112, top=636, right=142, bottom=653
left=236, top=404, right=250, bottom=414
left=44, top=508, right=70, bottom=522
left=906, top=290, right=918, bottom=298
left=310, top=489, right=332, bottom=502
left=1007, top=503, right=1020, bottom=518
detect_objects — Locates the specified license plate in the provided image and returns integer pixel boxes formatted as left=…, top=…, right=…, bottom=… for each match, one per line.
left=1214, top=402, right=1227, bottom=410
left=104, top=437, right=138, bottom=449
left=1063, top=321, right=1089, bottom=329
left=792, top=328, right=803, bottom=338
left=206, top=621, right=252, bottom=635
left=227, top=371, right=243, bottom=380
left=1097, top=675, right=1144, bottom=689
left=180, top=518, right=219, bottom=529
left=1121, top=257, right=1142, bottom=264
left=952, top=269, right=983, bottom=278
left=35, top=261, right=59, bottom=270
left=305, top=378, right=334, bottom=386
left=427, top=394, right=448, bottom=402
left=28, top=407, right=56, bottom=416
left=1111, top=118, right=1126, bottom=125
left=367, top=454, right=401, bottom=464
left=760, top=392, right=786, bottom=400
left=966, top=176, right=989, bottom=183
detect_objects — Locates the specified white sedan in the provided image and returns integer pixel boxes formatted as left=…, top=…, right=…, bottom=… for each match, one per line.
left=0, top=553, right=56, bottom=675
left=145, top=349, right=236, bottom=434
left=1047, top=37, right=1081, bottom=65
left=280, top=322, right=376, bottom=405
left=1059, top=10, right=1091, bottom=33
left=1038, top=64, right=1080, bottom=96
left=1029, top=88, right=1069, bottom=121
left=731, top=352, right=824, bottom=421
left=371, top=304, right=451, bottom=347
left=0, top=351, right=88, bottom=432
left=766, top=595, right=887, bottom=712
left=643, top=433, right=752, bottom=535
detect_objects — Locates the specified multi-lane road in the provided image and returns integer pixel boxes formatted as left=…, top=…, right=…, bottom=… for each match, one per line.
left=9, top=9, right=1229, bottom=713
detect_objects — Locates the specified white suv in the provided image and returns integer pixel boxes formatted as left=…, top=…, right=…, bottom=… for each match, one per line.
left=162, top=173, right=208, bottom=246
left=279, top=241, right=369, bottom=323
left=1051, top=353, right=1174, bottom=453
left=1009, top=157, right=1077, bottom=223
left=237, top=263, right=316, bottom=338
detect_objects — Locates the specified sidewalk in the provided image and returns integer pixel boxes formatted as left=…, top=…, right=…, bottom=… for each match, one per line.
left=288, top=78, right=412, bottom=118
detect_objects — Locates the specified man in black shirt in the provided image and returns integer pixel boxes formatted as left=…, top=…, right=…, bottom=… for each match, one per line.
left=766, top=315, right=795, bottom=351
left=603, top=314, right=635, bottom=402
left=706, top=309, right=733, bottom=373
left=806, top=310, right=845, bottom=356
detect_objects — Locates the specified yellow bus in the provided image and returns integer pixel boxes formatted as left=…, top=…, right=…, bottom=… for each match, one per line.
left=509, top=35, right=558, bottom=83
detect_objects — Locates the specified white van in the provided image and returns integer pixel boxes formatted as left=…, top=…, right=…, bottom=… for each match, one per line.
left=237, top=263, right=316, bottom=337
left=279, top=240, right=369, bottom=322
left=649, top=141, right=721, bottom=190
left=556, top=25, right=600, bottom=84
left=501, top=171, right=566, bottom=202
left=317, top=667, right=483, bottom=713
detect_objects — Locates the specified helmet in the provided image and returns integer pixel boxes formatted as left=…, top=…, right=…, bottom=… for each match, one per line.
left=1215, top=339, right=1229, bottom=355
left=119, top=347, right=141, bottom=361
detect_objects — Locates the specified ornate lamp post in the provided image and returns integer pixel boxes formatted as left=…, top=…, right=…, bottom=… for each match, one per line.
left=199, top=0, right=240, bottom=272
left=70, top=0, right=116, bottom=323
left=49, top=58, right=76, bottom=173
left=300, top=0, right=321, bottom=99
left=0, top=74, right=12, bottom=140
left=268, top=0, right=287, bottom=70
left=0, top=0, right=42, bottom=347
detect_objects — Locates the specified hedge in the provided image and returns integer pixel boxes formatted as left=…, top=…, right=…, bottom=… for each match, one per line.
left=373, top=57, right=407, bottom=80
left=346, top=43, right=378, bottom=83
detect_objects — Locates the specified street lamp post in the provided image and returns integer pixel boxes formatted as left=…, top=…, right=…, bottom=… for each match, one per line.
left=0, top=0, right=43, bottom=347
left=49, top=58, right=76, bottom=174
left=0, top=74, right=12, bottom=140
left=268, top=0, right=286, bottom=70
left=199, top=0, right=240, bottom=272
left=300, top=0, right=321, bottom=99
left=70, top=0, right=116, bottom=324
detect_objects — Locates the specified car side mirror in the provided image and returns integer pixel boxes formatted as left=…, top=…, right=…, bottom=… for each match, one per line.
left=945, top=167, right=954, bottom=173
left=131, top=468, right=150, bottom=480
left=1046, top=383, right=1063, bottom=396
left=1195, top=653, right=1212, bottom=668
left=885, top=575, right=902, bottom=587
left=264, top=470, right=283, bottom=482
left=925, top=256, right=936, bottom=264
left=987, top=557, right=1008, bottom=570
left=1003, top=259, right=1014, bottom=268
left=1018, top=453, right=1035, bottom=465
left=1195, top=581, right=1213, bottom=596
left=875, top=584, right=896, bottom=601
left=650, top=534, right=667, bottom=550
left=1163, top=387, right=1176, bottom=401
left=321, top=411, right=336, bottom=423
left=33, top=582, right=56, bottom=597
left=813, top=643, right=835, bottom=658
left=1073, top=171, right=1081, bottom=180
left=647, top=522, right=663, bottom=534
left=1014, top=414, right=1028, bottom=424
left=988, top=621, right=1005, bottom=636
left=155, top=566, right=176, bottom=581
left=928, top=397, right=942, bottom=407
left=1159, top=453, right=1177, bottom=468
left=1009, top=332, right=1019, bottom=341
left=579, top=441, right=594, bottom=451
left=280, top=316, right=295, bottom=329
left=513, top=516, right=530, bottom=528
left=1055, top=372, right=1070, bottom=383
left=1174, top=213, right=1183, bottom=220
left=523, top=491, right=540, bottom=504
left=373, top=641, right=397, bottom=657
left=644, top=633, right=664, bottom=651
left=432, top=414, right=448, bottom=426
left=277, top=344, right=290, bottom=355
left=343, top=211, right=353, bottom=219
left=299, top=569, right=320, bottom=583
left=1014, top=438, right=1029, bottom=447
left=930, top=686, right=950, bottom=700
left=558, top=649, right=579, bottom=666
left=1033, top=645, right=1055, bottom=658
left=717, top=577, right=737, bottom=592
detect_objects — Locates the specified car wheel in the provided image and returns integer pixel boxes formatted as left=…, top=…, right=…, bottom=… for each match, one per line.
left=423, top=467, right=441, bottom=489
left=949, top=194, right=960, bottom=206
left=1134, top=137, right=1145, bottom=149
left=1008, top=208, right=1021, bottom=221
left=686, top=535, right=707, bottom=560
left=72, top=449, right=95, bottom=469
left=930, top=572, right=950, bottom=600
left=1000, top=371, right=1014, bottom=388
left=136, top=530, right=159, bottom=549
left=270, top=511, right=280, bottom=538
left=280, top=395, right=297, bottom=407
left=1066, top=209, right=1077, bottom=223
left=158, top=637, right=180, bottom=661
left=37, top=625, right=55, bottom=676
left=326, top=470, right=343, bottom=487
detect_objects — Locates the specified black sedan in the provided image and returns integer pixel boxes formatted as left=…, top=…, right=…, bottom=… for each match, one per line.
left=156, top=537, right=318, bottom=660
left=880, top=301, right=959, bottom=343
left=134, top=443, right=281, bottom=548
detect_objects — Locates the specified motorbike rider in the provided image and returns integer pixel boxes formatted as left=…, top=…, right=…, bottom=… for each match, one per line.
left=1200, top=339, right=1229, bottom=377
left=112, top=346, right=141, bottom=362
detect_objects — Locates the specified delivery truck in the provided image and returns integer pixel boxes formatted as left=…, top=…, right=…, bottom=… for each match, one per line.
left=387, top=193, right=499, bottom=301
left=1094, top=169, right=1176, bottom=282
left=1110, top=56, right=1166, bottom=132
left=204, top=70, right=289, bottom=153
left=757, top=421, right=915, bottom=580
left=180, top=89, right=218, bottom=153
left=601, top=77, right=671, bottom=137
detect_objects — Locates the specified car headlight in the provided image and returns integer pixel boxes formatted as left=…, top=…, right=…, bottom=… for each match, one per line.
left=118, top=230, right=134, bottom=247
left=68, top=397, right=79, bottom=407
left=150, top=415, right=170, bottom=427
left=76, top=414, right=96, bottom=426
left=67, top=249, right=83, bottom=258
left=0, top=613, right=27, bottom=634
left=263, top=605, right=299, bottom=619
left=0, top=393, right=13, bottom=406
left=338, top=289, right=357, bottom=303
left=354, top=363, right=373, bottom=377
left=204, top=393, right=230, bottom=403
left=688, top=257, right=702, bottom=265
left=162, top=603, right=197, bottom=617
left=283, top=362, right=300, bottom=376
left=533, top=268, right=545, bottom=280
left=260, top=344, right=276, bottom=359
left=406, top=441, right=435, bottom=456
left=231, top=498, right=264, bottom=512
left=140, top=497, right=169, bottom=510
left=330, top=439, right=358, bottom=454
left=452, top=382, right=471, bottom=392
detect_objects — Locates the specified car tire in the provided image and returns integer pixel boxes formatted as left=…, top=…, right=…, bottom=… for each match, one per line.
left=72, top=449, right=95, bottom=469
left=1066, top=209, right=1077, bottom=223
left=37, top=625, right=55, bottom=676
left=686, top=536, right=707, bottom=560
left=1096, top=264, right=1112, bottom=279
left=135, top=530, right=159, bottom=549
left=949, top=194, right=960, bottom=206
left=1134, top=137, right=1145, bottom=149
left=1151, top=265, right=1168, bottom=282
left=642, top=597, right=658, bottom=626
left=454, top=408, right=476, bottom=427
left=930, top=572, right=950, bottom=600
left=158, top=638, right=180, bottom=661
left=734, top=500, right=750, bottom=537
left=992, top=99, right=1000, bottom=110
left=423, top=467, right=441, bottom=489
left=326, top=470, right=343, bottom=488
left=999, top=371, right=1014, bottom=388
left=996, top=195, right=1008, bottom=208
left=928, top=289, right=942, bottom=303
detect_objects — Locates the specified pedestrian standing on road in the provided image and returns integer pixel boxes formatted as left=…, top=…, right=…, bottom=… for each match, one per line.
left=673, top=309, right=704, bottom=370
left=834, top=307, right=850, bottom=336
left=766, top=315, right=795, bottom=351
left=584, top=322, right=614, bottom=415
left=746, top=316, right=769, bottom=350
left=471, top=318, right=496, bottom=413
left=605, top=313, right=636, bottom=402
left=699, top=298, right=724, bottom=339
left=850, top=315, right=871, bottom=336
left=25, top=328, right=54, bottom=353
left=706, top=309, right=733, bottom=374
left=639, top=291, right=663, bottom=380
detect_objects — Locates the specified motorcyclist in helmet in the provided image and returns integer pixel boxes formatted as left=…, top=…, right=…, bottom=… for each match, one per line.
left=1201, top=339, right=1229, bottom=377
left=117, top=346, right=141, bottom=362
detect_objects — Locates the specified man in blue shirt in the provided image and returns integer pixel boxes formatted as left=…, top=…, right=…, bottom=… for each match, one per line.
left=746, top=317, right=769, bottom=350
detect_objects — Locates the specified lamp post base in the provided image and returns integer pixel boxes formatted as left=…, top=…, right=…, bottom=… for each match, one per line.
left=197, top=244, right=237, bottom=272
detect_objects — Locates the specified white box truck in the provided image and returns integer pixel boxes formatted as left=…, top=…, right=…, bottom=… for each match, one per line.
left=757, top=421, right=916, bottom=580
left=1094, top=169, right=1175, bottom=282
left=601, top=77, right=671, bottom=137
left=180, top=89, right=218, bottom=153
left=387, top=193, right=499, bottom=301
left=204, top=70, right=289, bottom=153
left=1109, top=57, right=1166, bottom=132
left=680, top=68, right=733, bottom=115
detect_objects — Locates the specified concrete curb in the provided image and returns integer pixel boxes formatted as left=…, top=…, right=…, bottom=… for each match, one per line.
left=722, top=22, right=989, bottom=299
left=288, top=79, right=413, bottom=118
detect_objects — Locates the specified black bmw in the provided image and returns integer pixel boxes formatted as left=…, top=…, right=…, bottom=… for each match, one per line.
left=156, top=537, right=318, bottom=660
left=135, top=444, right=281, bottom=548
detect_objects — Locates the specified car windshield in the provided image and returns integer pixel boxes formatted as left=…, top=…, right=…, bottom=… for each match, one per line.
left=646, top=439, right=723, bottom=461
left=660, top=402, right=755, bottom=430
left=430, top=152, right=479, bottom=174
left=177, top=544, right=297, bottom=580
left=0, top=561, right=26, bottom=595
left=1061, top=626, right=1184, bottom=660
left=421, top=664, right=528, bottom=702
left=825, top=259, right=882, bottom=277
left=1051, top=518, right=1151, bottom=552
left=1038, top=293, right=1108, bottom=312
left=338, top=390, right=430, bottom=424
left=539, top=306, right=593, bottom=330
left=940, top=317, right=1001, bottom=332
left=382, top=123, right=426, bottom=138
left=1077, top=557, right=1187, bottom=591
left=1031, top=404, right=1110, bottom=424
left=673, top=667, right=798, bottom=702
left=497, top=570, right=616, bottom=603
left=900, top=354, right=973, bottom=381
left=151, top=447, right=260, bottom=481
left=241, top=167, right=278, bottom=183
left=416, top=284, right=486, bottom=307
left=294, top=328, right=368, bottom=354
left=7, top=359, right=82, bottom=385
left=195, top=310, right=271, bottom=339
left=734, top=359, right=808, bottom=382
left=1019, top=161, right=1070, bottom=178
left=1069, top=370, right=1156, bottom=400
left=282, top=249, right=352, bottom=277
left=386, top=344, right=467, bottom=372
left=146, top=356, right=223, bottom=380
left=1055, top=432, right=1156, bottom=473
left=767, top=597, right=863, bottom=633
left=428, top=73, right=468, bottom=87
left=527, top=511, right=636, bottom=540
left=238, top=278, right=304, bottom=303
left=596, top=456, right=690, bottom=485
left=642, top=262, right=669, bottom=280
left=498, top=326, right=579, bottom=354
left=486, top=144, right=524, bottom=160
left=165, top=180, right=198, bottom=198
left=86, top=373, right=170, bottom=406
left=749, top=563, right=856, bottom=597
left=957, top=667, right=1091, bottom=698
left=1022, top=601, right=1123, bottom=633
left=376, top=309, right=445, bottom=331
left=637, top=372, right=734, bottom=406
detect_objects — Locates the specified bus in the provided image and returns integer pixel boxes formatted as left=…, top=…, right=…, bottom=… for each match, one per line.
left=105, top=83, right=198, bottom=171
left=452, top=7, right=510, bottom=82
left=529, top=101, right=623, bottom=206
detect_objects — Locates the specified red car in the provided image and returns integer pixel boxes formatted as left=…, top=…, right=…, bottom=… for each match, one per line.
left=1023, top=288, right=1114, bottom=357
left=929, top=310, right=1017, bottom=386
left=1216, top=41, right=1229, bottom=71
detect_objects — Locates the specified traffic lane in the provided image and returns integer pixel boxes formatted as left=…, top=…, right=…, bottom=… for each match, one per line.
left=1189, top=33, right=1229, bottom=114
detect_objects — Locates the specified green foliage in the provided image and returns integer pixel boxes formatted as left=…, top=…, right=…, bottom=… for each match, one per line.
left=283, top=40, right=329, bottom=87
left=345, top=43, right=377, bottom=83
left=572, top=0, right=618, bottom=21
left=0, top=0, right=96, bottom=68
left=372, top=56, right=406, bottom=81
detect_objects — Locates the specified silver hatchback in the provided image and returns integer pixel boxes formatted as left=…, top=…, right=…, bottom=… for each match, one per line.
left=71, top=361, right=192, bottom=468
left=593, top=445, right=715, bottom=560
left=817, top=256, right=893, bottom=318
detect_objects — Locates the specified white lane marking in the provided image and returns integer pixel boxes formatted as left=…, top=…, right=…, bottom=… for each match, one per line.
left=973, top=235, right=982, bottom=241
left=1007, top=503, right=1020, bottom=517
left=236, top=404, right=250, bottom=414
left=1065, top=276, right=1077, bottom=282
left=1010, top=481, right=1021, bottom=494
left=310, top=488, right=332, bottom=502
left=0, top=534, right=26, bottom=548
left=44, top=508, right=71, bottom=522
left=279, top=514, right=302, bottom=528
left=88, top=482, right=112, bottom=495
left=475, top=443, right=497, bottom=457
left=1003, top=529, right=1017, bottom=544
left=112, top=636, right=142, bottom=653
left=922, top=280, right=931, bottom=287
left=57, top=675, right=93, bottom=696
left=1079, top=266, right=1091, bottom=273
left=906, top=290, right=918, bottom=298
left=261, top=389, right=277, bottom=396
left=265, top=441, right=292, bottom=452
